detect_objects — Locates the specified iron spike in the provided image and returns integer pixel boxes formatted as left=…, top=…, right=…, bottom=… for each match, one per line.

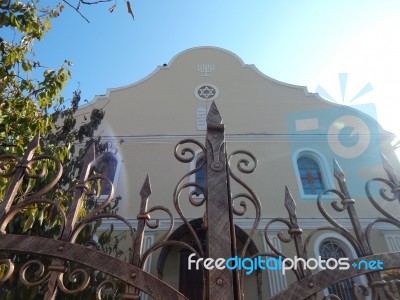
left=140, top=174, right=152, bottom=201
left=333, top=158, right=345, bottom=181
left=206, top=101, right=224, bottom=130
left=284, top=185, right=296, bottom=213
left=381, top=153, right=400, bottom=185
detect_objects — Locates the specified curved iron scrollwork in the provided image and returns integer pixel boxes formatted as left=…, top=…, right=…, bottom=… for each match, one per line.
left=173, top=138, right=207, bottom=258
left=228, top=150, right=261, bottom=259
left=19, top=259, right=51, bottom=287
left=95, top=280, right=118, bottom=300
left=265, top=157, right=400, bottom=300
left=364, top=156, right=400, bottom=233
left=3, top=103, right=400, bottom=300
left=0, top=259, right=14, bottom=283
left=0, top=136, right=189, bottom=299
left=262, top=187, right=310, bottom=281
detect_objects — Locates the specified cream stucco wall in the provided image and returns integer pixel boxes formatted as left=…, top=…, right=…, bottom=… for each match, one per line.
left=74, top=47, right=400, bottom=298
left=75, top=46, right=400, bottom=220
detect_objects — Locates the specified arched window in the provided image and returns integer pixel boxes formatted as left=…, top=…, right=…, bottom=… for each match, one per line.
left=94, top=153, right=118, bottom=196
left=194, top=155, right=206, bottom=196
left=297, top=155, right=325, bottom=195
left=319, top=239, right=354, bottom=300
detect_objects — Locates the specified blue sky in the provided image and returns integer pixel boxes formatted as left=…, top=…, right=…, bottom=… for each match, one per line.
left=33, top=0, right=400, bottom=135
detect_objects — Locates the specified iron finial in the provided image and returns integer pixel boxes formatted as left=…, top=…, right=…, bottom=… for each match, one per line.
left=78, top=143, right=96, bottom=182
left=333, top=159, right=351, bottom=198
left=284, top=186, right=296, bottom=214
left=381, top=153, right=400, bottom=185
left=206, top=101, right=224, bottom=131
left=333, top=159, right=345, bottom=181
left=140, top=175, right=152, bottom=203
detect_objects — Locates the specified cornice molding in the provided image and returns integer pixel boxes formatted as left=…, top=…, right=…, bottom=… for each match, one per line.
left=76, top=133, right=387, bottom=146
left=98, top=217, right=398, bottom=232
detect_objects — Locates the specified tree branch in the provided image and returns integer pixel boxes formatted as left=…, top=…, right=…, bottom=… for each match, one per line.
left=80, top=0, right=113, bottom=5
left=0, top=0, right=12, bottom=10
left=62, top=0, right=91, bottom=23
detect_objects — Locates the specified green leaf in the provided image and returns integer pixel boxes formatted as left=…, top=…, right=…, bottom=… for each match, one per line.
left=44, top=18, right=51, bottom=31
left=37, top=208, right=45, bottom=226
left=0, top=264, right=5, bottom=281
left=10, top=14, right=19, bottom=29
left=23, top=178, right=35, bottom=196
left=23, top=214, right=35, bottom=232
left=22, top=61, right=32, bottom=72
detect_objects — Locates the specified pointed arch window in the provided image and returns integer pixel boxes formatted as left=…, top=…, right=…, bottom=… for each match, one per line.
left=297, top=155, right=325, bottom=195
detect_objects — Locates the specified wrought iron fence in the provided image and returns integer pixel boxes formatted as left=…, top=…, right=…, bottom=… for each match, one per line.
left=1, top=102, right=400, bottom=299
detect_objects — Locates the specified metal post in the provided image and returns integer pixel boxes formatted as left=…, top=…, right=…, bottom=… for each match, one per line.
left=205, top=102, right=238, bottom=299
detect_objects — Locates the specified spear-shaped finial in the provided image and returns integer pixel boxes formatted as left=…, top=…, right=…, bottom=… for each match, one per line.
left=333, top=158, right=351, bottom=198
left=78, top=142, right=96, bottom=182
left=140, top=174, right=152, bottom=204
left=64, top=142, right=96, bottom=237
left=381, top=153, right=400, bottom=186
left=132, top=175, right=152, bottom=268
left=284, top=186, right=299, bottom=228
left=0, top=133, right=41, bottom=216
left=206, top=101, right=224, bottom=131
left=333, top=158, right=345, bottom=181
left=284, top=185, right=296, bottom=215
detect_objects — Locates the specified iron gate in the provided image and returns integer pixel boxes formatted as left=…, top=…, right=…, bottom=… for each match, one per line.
left=1, top=102, right=400, bottom=299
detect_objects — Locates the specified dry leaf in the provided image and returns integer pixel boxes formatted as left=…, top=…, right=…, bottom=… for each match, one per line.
left=126, top=1, right=134, bottom=20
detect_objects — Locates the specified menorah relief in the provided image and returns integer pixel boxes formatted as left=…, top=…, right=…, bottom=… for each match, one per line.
left=198, top=64, right=215, bottom=76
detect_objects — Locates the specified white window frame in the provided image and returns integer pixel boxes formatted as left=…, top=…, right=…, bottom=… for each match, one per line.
left=314, top=233, right=369, bottom=299
left=292, top=148, right=333, bottom=200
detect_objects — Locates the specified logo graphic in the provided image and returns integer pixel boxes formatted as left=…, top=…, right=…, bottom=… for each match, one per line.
left=327, top=115, right=370, bottom=159
left=287, top=74, right=381, bottom=199
left=188, top=254, right=383, bottom=276
left=315, top=73, right=373, bottom=106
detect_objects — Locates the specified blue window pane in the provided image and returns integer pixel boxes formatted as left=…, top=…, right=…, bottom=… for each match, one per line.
left=319, top=240, right=353, bottom=300
left=99, top=154, right=118, bottom=196
left=195, top=156, right=206, bottom=195
left=297, top=156, right=325, bottom=195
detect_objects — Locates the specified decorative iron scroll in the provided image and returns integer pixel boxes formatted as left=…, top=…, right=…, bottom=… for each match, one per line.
left=262, top=157, right=400, bottom=300
left=0, top=134, right=187, bottom=300
left=1, top=102, right=400, bottom=300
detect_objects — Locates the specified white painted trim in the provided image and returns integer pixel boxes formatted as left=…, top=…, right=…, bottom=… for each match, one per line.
left=261, top=232, right=288, bottom=296
left=72, top=133, right=385, bottom=147
left=313, top=233, right=358, bottom=260
left=384, top=233, right=400, bottom=252
left=97, top=217, right=397, bottom=232
left=314, top=233, right=369, bottom=299
left=77, top=47, right=391, bottom=138
left=168, top=46, right=312, bottom=95
left=189, top=149, right=205, bottom=198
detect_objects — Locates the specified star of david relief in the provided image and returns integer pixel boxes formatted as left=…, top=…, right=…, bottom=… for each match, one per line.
left=198, top=86, right=215, bottom=98
left=195, top=84, right=219, bottom=101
